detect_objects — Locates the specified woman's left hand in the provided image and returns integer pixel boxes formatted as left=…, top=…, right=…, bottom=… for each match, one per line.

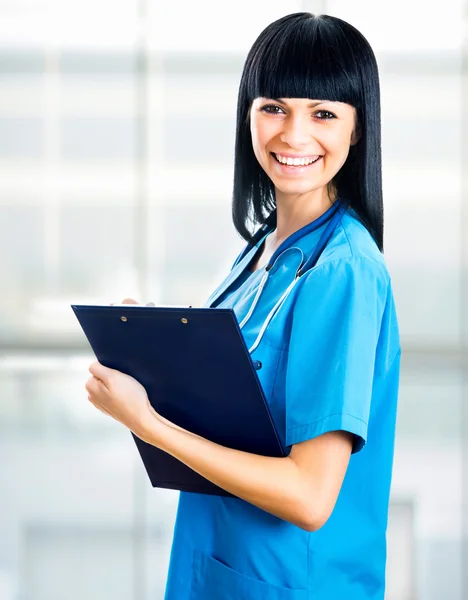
left=85, top=361, right=158, bottom=443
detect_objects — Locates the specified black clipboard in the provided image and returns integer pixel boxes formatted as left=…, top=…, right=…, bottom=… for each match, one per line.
left=71, top=304, right=285, bottom=497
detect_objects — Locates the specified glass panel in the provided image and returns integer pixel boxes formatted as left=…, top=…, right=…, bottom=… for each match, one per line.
left=386, top=500, right=416, bottom=600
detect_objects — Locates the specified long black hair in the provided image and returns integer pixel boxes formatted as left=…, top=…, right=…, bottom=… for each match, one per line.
left=232, top=12, right=384, bottom=252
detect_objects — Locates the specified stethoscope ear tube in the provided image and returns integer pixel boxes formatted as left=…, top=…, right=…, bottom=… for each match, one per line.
left=245, top=276, right=299, bottom=354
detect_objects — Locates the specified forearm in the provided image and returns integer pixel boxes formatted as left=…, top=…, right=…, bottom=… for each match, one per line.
left=140, top=413, right=316, bottom=530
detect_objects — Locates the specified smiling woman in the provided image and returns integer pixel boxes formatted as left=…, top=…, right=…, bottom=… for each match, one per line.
left=233, top=12, right=380, bottom=255
left=86, top=11, right=401, bottom=600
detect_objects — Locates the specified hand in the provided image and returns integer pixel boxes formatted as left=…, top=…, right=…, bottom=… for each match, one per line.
left=110, top=298, right=155, bottom=306
left=85, top=361, right=161, bottom=444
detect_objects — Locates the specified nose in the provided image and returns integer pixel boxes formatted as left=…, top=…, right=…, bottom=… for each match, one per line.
left=279, top=113, right=313, bottom=148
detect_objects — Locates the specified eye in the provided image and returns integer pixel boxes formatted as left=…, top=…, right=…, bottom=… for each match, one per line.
left=315, top=110, right=336, bottom=120
left=260, top=104, right=284, bottom=114
left=259, top=105, right=337, bottom=120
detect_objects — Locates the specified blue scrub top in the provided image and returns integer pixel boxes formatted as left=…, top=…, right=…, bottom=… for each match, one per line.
left=164, top=202, right=401, bottom=600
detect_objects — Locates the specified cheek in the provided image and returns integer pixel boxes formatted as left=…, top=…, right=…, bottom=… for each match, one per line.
left=250, top=125, right=262, bottom=147
left=249, top=121, right=260, bottom=156
left=251, top=134, right=271, bottom=169
left=250, top=119, right=274, bottom=156
left=323, top=128, right=353, bottom=161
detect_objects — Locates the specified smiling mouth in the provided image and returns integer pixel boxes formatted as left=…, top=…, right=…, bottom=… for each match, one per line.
left=271, top=153, right=323, bottom=168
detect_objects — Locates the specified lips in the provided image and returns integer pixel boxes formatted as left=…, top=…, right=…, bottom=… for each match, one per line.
left=271, top=152, right=323, bottom=169
left=273, top=152, right=322, bottom=161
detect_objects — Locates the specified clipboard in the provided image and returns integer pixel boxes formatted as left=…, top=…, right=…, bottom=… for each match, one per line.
left=71, top=304, right=285, bottom=497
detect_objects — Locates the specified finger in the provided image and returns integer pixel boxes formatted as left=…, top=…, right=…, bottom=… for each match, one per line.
left=85, top=375, right=97, bottom=394
left=85, top=377, right=114, bottom=417
left=146, top=302, right=155, bottom=307
left=85, top=375, right=105, bottom=397
left=88, top=362, right=113, bottom=386
left=121, top=298, right=139, bottom=305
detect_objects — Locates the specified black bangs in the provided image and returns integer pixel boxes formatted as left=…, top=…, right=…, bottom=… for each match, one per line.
left=243, top=13, right=362, bottom=112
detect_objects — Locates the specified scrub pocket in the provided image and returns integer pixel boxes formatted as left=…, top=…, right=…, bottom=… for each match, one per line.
left=190, top=550, right=307, bottom=600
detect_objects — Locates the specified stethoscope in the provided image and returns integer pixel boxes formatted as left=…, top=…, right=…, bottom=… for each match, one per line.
left=235, top=199, right=348, bottom=354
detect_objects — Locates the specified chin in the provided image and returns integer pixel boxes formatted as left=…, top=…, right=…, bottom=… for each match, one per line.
left=274, top=182, right=318, bottom=196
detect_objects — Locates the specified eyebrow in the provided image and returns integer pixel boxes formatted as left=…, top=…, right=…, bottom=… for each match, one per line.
left=275, top=98, right=329, bottom=108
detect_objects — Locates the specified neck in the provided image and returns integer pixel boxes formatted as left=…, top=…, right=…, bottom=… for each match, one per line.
left=272, top=185, right=337, bottom=244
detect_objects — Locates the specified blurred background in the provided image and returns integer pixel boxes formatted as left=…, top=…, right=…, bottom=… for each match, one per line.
left=0, top=0, right=466, bottom=598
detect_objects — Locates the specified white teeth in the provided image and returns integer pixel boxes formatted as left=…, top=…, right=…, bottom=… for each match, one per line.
left=274, top=153, right=320, bottom=166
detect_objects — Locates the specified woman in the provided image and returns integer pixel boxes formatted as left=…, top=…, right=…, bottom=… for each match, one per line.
left=86, top=12, right=401, bottom=599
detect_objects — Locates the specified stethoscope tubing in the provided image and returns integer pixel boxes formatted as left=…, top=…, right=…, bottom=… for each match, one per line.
left=239, top=200, right=347, bottom=353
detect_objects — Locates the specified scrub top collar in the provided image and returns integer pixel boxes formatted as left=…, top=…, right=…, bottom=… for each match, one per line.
left=236, top=199, right=347, bottom=354
left=205, top=199, right=347, bottom=310
left=233, top=200, right=343, bottom=271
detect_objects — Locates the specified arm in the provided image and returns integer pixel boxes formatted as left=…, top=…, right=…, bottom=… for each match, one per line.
left=86, top=361, right=353, bottom=532
left=141, top=410, right=353, bottom=531
left=91, top=272, right=376, bottom=532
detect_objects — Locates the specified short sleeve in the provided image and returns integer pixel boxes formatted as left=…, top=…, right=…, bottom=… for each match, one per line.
left=285, top=256, right=388, bottom=453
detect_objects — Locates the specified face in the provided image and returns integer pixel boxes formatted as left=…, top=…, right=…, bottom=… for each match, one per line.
left=249, top=97, right=360, bottom=205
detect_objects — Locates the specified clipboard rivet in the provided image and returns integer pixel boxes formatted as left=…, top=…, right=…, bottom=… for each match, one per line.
left=121, top=316, right=128, bottom=322
left=181, top=318, right=188, bottom=324
left=253, top=360, right=262, bottom=370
